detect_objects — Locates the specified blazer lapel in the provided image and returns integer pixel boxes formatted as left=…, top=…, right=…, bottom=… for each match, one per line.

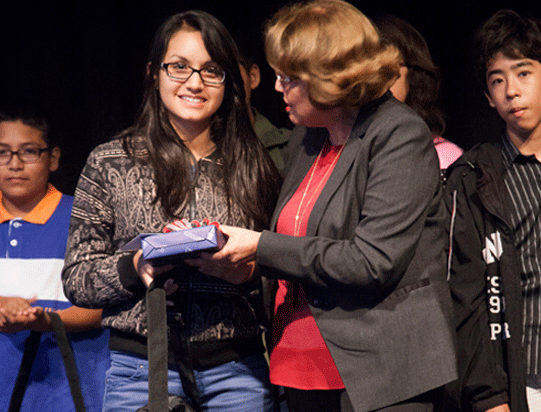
left=305, top=96, right=385, bottom=236
left=270, top=94, right=388, bottom=234
left=305, top=128, right=361, bottom=236
left=269, top=127, right=326, bottom=230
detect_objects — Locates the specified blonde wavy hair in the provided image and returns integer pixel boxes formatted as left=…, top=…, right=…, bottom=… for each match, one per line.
left=265, top=0, right=400, bottom=108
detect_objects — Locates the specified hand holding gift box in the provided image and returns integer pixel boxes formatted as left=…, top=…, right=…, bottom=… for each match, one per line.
left=184, top=225, right=261, bottom=285
left=121, top=223, right=226, bottom=266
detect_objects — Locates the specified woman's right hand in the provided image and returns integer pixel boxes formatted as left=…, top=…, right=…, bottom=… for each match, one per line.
left=133, top=249, right=174, bottom=288
left=185, top=225, right=261, bottom=284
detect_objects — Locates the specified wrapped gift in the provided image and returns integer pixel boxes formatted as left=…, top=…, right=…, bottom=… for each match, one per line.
left=120, top=224, right=226, bottom=265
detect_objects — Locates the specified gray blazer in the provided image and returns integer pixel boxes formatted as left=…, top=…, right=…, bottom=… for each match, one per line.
left=257, top=93, right=457, bottom=412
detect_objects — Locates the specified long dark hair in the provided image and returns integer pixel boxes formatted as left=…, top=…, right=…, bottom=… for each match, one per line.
left=375, top=15, right=446, bottom=135
left=120, top=10, right=280, bottom=230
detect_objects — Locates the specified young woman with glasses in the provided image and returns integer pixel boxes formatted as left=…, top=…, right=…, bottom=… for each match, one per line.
left=62, top=10, right=280, bottom=412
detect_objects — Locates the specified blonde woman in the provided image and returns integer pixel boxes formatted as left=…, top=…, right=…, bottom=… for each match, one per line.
left=190, top=1, right=457, bottom=411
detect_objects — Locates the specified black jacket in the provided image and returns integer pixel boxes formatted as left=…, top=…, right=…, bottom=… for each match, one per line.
left=445, top=139, right=528, bottom=412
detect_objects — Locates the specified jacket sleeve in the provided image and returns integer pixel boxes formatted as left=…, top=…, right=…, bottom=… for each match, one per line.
left=444, top=168, right=509, bottom=412
left=257, top=112, right=440, bottom=296
left=62, top=147, right=146, bottom=309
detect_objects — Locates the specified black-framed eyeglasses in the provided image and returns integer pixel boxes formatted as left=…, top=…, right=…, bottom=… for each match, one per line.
left=161, top=62, right=226, bottom=86
left=0, top=146, right=52, bottom=165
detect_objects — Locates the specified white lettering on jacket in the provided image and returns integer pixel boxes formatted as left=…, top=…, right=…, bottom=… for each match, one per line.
left=484, top=231, right=509, bottom=340
left=490, top=322, right=511, bottom=340
left=483, top=231, right=503, bottom=264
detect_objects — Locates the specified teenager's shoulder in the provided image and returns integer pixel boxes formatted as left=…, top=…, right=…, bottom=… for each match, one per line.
left=445, top=141, right=505, bottom=188
left=433, top=136, right=464, bottom=169
left=58, top=193, right=74, bottom=209
left=83, top=137, right=147, bottom=173
left=88, top=138, right=129, bottom=159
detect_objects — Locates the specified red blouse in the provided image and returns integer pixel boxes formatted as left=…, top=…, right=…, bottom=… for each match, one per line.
left=269, top=141, right=345, bottom=390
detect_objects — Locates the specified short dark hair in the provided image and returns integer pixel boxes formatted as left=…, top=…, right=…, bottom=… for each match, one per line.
left=474, top=9, right=541, bottom=92
left=0, top=105, right=53, bottom=146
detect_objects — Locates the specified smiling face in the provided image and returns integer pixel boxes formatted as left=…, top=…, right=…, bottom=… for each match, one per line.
left=158, top=29, right=225, bottom=136
left=485, top=52, right=541, bottom=145
left=0, top=120, right=60, bottom=217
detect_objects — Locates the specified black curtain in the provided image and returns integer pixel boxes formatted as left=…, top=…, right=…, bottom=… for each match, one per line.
left=1, top=0, right=540, bottom=194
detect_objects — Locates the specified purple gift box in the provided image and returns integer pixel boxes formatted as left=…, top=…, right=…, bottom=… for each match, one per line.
left=120, top=225, right=226, bottom=265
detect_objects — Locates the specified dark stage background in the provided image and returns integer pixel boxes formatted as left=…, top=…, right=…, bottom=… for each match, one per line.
left=1, top=0, right=540, bottom=195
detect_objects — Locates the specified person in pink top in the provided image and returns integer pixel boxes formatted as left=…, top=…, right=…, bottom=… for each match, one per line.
left=375, top=15, right=463, bottom=172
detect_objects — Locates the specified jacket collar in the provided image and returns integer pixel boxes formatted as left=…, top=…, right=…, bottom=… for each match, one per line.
left=453, top=139, right=513, bottom=226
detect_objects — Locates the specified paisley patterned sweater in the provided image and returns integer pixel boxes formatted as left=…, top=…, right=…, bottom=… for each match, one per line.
left=62, top=138, right=264, bottom=362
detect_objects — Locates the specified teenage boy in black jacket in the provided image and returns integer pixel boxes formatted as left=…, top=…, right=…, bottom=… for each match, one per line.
left=445, top=9, right=541, bottom=412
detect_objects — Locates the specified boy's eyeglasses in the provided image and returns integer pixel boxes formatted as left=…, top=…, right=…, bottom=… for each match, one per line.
left=161, top=62, right=226, bottom=86
left=0, top=146, right=52, bottom=165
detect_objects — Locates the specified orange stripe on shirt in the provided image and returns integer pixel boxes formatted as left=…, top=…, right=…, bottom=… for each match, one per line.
left=0, top=184, right=62, bottom=224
